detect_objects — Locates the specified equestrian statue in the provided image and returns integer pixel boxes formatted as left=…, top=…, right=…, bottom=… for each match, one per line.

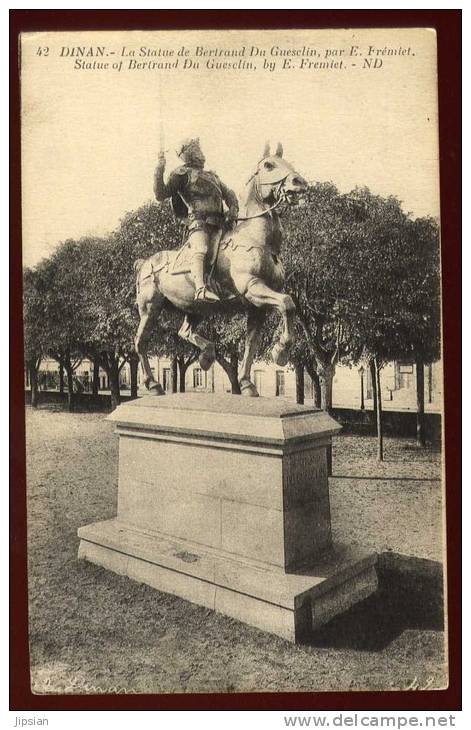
left=134, top=139, right=307, bottom=397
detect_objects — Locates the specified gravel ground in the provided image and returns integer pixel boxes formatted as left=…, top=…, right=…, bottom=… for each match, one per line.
left=331, top=435, right=443, bottom=562
left=25, top=406, right=446, bottom=695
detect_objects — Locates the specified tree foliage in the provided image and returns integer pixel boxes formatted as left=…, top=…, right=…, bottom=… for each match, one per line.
left=282, top=184, right=440, bottom=404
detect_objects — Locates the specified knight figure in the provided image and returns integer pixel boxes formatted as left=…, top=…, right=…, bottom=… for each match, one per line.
left=154, top=137, right=239, bottom=302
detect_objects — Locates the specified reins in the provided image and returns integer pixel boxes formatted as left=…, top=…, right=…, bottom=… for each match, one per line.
left=236, top=197, right=284, bottom=221
left=236, top=171, right=288, bottom=221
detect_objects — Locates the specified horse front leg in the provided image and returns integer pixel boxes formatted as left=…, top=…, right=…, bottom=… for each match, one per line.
left=238, top=307, right=266, bottom=396
left=135, top=297, right=165, bottom=395
left=178, top=313, right=216, bottom=371
left=244, top=278, right=296, bottom=368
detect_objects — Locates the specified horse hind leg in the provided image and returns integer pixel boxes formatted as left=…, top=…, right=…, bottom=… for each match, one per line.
left=135, top=296, right=165, bottom=395
left=238, top=307, right=266, bottom=397
left=243, top=278, right=296, bottom=367
left=178, top=314, right=215, bottom=371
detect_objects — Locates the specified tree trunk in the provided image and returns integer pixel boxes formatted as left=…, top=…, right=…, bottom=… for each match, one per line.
left=294, top=363, right=304, bottom=404
left=59, top=363, right=64, bottom=394
left=322, top=363, right=334, bottom=475
left=374, top=358, right=384, bottom=461
left=216, top=354, right=240, bottom=395
left=428, top=364, right=433, bottom=404
left=92, top=359, right=100, bottom=395
left=312, top=370, right=321, bottom=408
left=229, top=353, right=241, bottom=394
left=178, top=358, right=187, bottom=392
left=309, top=361, right=334, bottom=474
left=108, top=359, right=121, bottom=410
left=29, top=362, right=39, bottom=408
left=416, top=356, right=426, bottom=447
left=369, top=359, right=377, bottom=431
left=129, top=353, right=139, bottom=400
left=64, top=363, right=75, bottom=412
left=306, top=363, right=322, bottom=408
left=318, top=362, right=335, bottom=413
left=171, top=356, right=178, bottom=394
left=313, top=373, right=321, bottom=408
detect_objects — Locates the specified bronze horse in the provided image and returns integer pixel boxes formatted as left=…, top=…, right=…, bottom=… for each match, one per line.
left=134, top=143, right=307, bottom=397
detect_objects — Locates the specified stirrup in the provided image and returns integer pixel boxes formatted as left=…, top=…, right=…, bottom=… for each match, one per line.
left=195, top=286, right=219, bottom=302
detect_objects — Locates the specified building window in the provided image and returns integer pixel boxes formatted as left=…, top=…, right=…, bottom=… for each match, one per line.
left=162, top=368, right=171, bottom=391
left=254, top=370, right=263, bottom=396
left=275, top=370, right=285, bottom=397
left=193, top=368, right=205, bottom=389
left=397, top=362, right=414, bottom=390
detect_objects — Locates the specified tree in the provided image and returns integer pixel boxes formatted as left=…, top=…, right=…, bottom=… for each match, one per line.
left=346, top=210, right=440, bottom=453
left=209, top=314, right=245, bottom=394
left=287, top=322, right=322, bottom=406
left=397, top=217, right=441, bottom=446
left=330, top=190, right=413, bottom=460
left=170, top=356, right=178, bottom=393
left=37, top=240, right=94, bottom=411
left=331, top=190, right=434, bottom=459
left=25, top=248, right=89, bottom=412
left=294, top=361, right=305, bottom=405
left=283, top=183, right=357, bottom=412
left=283, top=185, right=441, bottom=460
left=77, top=236, right=134, bottom=410
left=23, top=268, right=44, bottom=408
left=176, top=352, right=198, bottom=392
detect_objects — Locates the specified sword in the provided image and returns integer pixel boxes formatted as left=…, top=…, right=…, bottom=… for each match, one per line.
left=159, top=117, right=166, bottom=157
left=158, top=76, right=168, bottom=158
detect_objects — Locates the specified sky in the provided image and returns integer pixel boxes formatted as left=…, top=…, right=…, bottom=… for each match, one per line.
left=21, top=28, right=439, bottom=267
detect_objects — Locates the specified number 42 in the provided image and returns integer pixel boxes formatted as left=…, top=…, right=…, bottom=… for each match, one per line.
left=36, top=47, right=49, bottom=56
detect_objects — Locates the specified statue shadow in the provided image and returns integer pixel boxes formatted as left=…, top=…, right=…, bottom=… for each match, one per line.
left=307, top=553, right=444, bottom=652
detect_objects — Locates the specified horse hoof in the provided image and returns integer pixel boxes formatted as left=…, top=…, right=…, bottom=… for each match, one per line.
left=147, top=381, right=165, bottom=396
left=272, top=343, right=289, bottom=367
left=199, top=345, right=216, bottom=371
left=239, top=379, right=259, bottom=397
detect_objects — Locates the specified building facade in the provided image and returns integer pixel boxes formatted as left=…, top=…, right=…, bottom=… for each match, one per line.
left=26, top=356, right=442, bottom=413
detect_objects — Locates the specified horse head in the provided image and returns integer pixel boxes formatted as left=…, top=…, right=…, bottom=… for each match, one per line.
left=248, top=142, right=308, bottom=208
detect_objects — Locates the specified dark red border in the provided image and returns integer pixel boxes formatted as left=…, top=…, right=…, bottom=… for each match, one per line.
left=10, top=9, right=461, bottom=712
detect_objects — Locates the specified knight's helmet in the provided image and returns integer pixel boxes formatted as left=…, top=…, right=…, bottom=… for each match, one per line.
left=176, top=137, right=204, bottom=165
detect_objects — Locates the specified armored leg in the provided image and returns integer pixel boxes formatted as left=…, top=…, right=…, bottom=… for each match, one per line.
left=188, top=227, right=219, bottom=301
left=191, top=250, right=206, bottom=292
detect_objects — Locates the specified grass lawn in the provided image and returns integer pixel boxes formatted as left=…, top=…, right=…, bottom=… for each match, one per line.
left=25, top=406, right=446, bottom=695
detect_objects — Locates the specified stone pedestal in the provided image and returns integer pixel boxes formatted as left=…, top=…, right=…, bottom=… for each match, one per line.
left=78, top=394, right=377, bottom=642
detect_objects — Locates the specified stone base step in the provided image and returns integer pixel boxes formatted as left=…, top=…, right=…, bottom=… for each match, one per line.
left=78, top=519, right=378, bottom=643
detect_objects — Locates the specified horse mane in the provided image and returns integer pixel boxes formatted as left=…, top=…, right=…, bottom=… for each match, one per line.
left=242, top=171, right=261, bottom=215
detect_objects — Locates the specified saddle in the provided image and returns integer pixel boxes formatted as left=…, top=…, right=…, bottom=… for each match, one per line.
left=170, top=228, right=225, bottom=277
